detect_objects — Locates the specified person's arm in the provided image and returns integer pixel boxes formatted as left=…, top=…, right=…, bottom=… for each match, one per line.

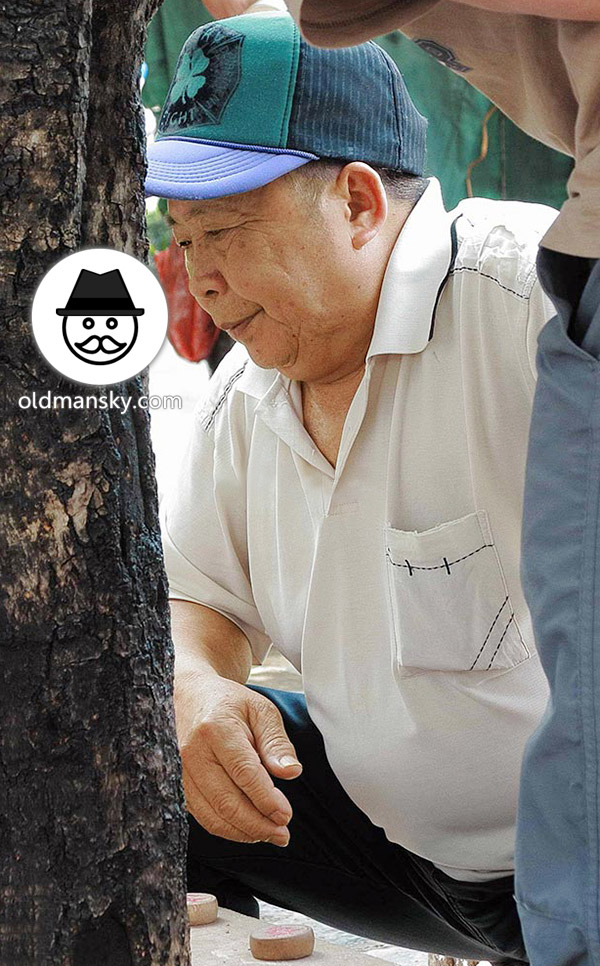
left=171, top=598, right=303, bottom=846
left=281, top=0, right=600, bottom=43
left=449, top=0, right=600, bottom=20
left=203, top=0, right=285, bottom=17
left=172, top=597, right=253, bottom=684
left=203, top=0, right=253, bottom=15
left=160, top=341, right=302, bottom=844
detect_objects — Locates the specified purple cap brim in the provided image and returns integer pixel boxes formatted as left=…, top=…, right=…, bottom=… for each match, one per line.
left=145, top=137, right=319, bottom=200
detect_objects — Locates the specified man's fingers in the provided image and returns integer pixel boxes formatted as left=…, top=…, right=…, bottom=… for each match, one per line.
left=178, top=688, right=301, bottom=846
left=182, top=764, right=289, bottom=845
left=183, top=767, right=255, bottom=843
left=249, top=698, right=303, bottom=780
left=196, top=751, right=292, bottom=843
left=212, top=722, right=295, bottom=826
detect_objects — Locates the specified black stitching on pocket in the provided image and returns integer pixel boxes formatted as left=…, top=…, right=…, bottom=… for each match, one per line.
left=469, top=595, right=509, bottom=669
left=485, top=614, right=515, bottom=670
left=386, top=543, right=493, bottom=572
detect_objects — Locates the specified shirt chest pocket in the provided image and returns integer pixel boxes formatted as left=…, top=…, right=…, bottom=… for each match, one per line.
left=384, top=510, right=531, bottom=677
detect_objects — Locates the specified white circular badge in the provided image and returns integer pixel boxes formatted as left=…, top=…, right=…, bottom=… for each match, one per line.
left=31, top=248, right=169, bottom=387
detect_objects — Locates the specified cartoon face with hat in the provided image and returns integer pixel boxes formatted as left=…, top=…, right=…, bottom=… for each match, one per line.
left=56, top=268, right=144, bottom=366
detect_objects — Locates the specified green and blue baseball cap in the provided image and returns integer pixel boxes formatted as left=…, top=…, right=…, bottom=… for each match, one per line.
left=145, top=11, right=427, bottom=200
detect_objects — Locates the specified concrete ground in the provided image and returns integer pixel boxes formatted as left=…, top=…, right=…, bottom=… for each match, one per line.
left=149, top=342, right=488, bottom=966
left=189, top=905, right=427, bottom=966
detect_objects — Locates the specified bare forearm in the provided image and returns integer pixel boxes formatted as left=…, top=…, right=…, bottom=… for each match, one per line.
left=169, top=598, right=299, bottom=847
left=169, top=598, right=253, bottom=685
left=452, top=0, right=600, bottom=20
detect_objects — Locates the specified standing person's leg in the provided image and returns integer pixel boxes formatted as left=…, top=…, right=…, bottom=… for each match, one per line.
left=187, top=684, right=529, bottom=965
left=516, top=251, right=600, bottom=966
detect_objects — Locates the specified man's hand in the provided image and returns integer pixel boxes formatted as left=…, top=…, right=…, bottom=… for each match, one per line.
left=203, top=0, right=255, bottom=17
left=176, top=671, right=303, bottom=845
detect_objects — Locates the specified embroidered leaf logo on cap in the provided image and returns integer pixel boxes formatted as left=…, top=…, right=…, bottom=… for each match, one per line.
left=169, top=48, right=210, bottom=106
left=159, top=24, right=245, bottom=134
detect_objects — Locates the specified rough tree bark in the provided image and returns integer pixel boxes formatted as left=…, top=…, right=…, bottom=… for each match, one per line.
left=0, top=1, right=191, bottom=964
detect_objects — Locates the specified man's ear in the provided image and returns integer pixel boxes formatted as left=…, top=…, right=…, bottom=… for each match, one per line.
left=334, top=162, right=388, bottom=251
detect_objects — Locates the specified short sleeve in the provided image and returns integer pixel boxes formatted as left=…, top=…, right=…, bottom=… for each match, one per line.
left=159, top=367, right=272, bottom=665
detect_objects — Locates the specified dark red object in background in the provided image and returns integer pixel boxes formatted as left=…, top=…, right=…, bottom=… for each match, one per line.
left=154, top=236, right=219, bottom=363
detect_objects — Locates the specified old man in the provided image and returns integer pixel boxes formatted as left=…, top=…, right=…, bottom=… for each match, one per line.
left=147, top=9, right=557, bottom=963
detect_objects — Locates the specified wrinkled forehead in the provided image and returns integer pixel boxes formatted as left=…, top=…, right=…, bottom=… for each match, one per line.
left=166, top=192, right=256, bottom=227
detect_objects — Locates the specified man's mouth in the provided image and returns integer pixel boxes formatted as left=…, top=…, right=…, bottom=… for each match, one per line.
left=222, top=310, right=260, bottom=333
left=75, top=335, right=127, bottom=354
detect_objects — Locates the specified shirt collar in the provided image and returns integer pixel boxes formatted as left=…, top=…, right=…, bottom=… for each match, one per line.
left=367, top=177, right=459, bottom=360
left=236, top=177, right=458, bottom=400
left=236, top=356, right=280, bottom=400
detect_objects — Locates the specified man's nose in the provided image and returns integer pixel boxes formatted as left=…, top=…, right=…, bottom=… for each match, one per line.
left=185, top=250, right=227, bottom=303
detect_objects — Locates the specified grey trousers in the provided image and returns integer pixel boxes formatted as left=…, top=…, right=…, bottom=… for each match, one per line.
left=515, top=249, right=600, bottom=966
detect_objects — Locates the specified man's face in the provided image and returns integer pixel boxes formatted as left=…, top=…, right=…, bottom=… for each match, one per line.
left=62, top=314, right=138, bottom=365
left=167, top=174, right=372, bottom=383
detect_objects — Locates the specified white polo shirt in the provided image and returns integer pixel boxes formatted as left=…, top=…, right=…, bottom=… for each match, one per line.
left=160, top=178, right=556, bottom=881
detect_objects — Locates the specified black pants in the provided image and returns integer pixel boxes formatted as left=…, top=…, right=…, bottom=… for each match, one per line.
left=187, top=685, right=529, bottom=965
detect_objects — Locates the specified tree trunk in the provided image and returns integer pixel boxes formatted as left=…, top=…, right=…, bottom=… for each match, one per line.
left=0, top=1, right=191, bottom=964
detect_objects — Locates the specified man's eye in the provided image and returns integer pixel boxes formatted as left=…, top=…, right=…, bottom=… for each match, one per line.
left=174, top=228, right=229, bottom=247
